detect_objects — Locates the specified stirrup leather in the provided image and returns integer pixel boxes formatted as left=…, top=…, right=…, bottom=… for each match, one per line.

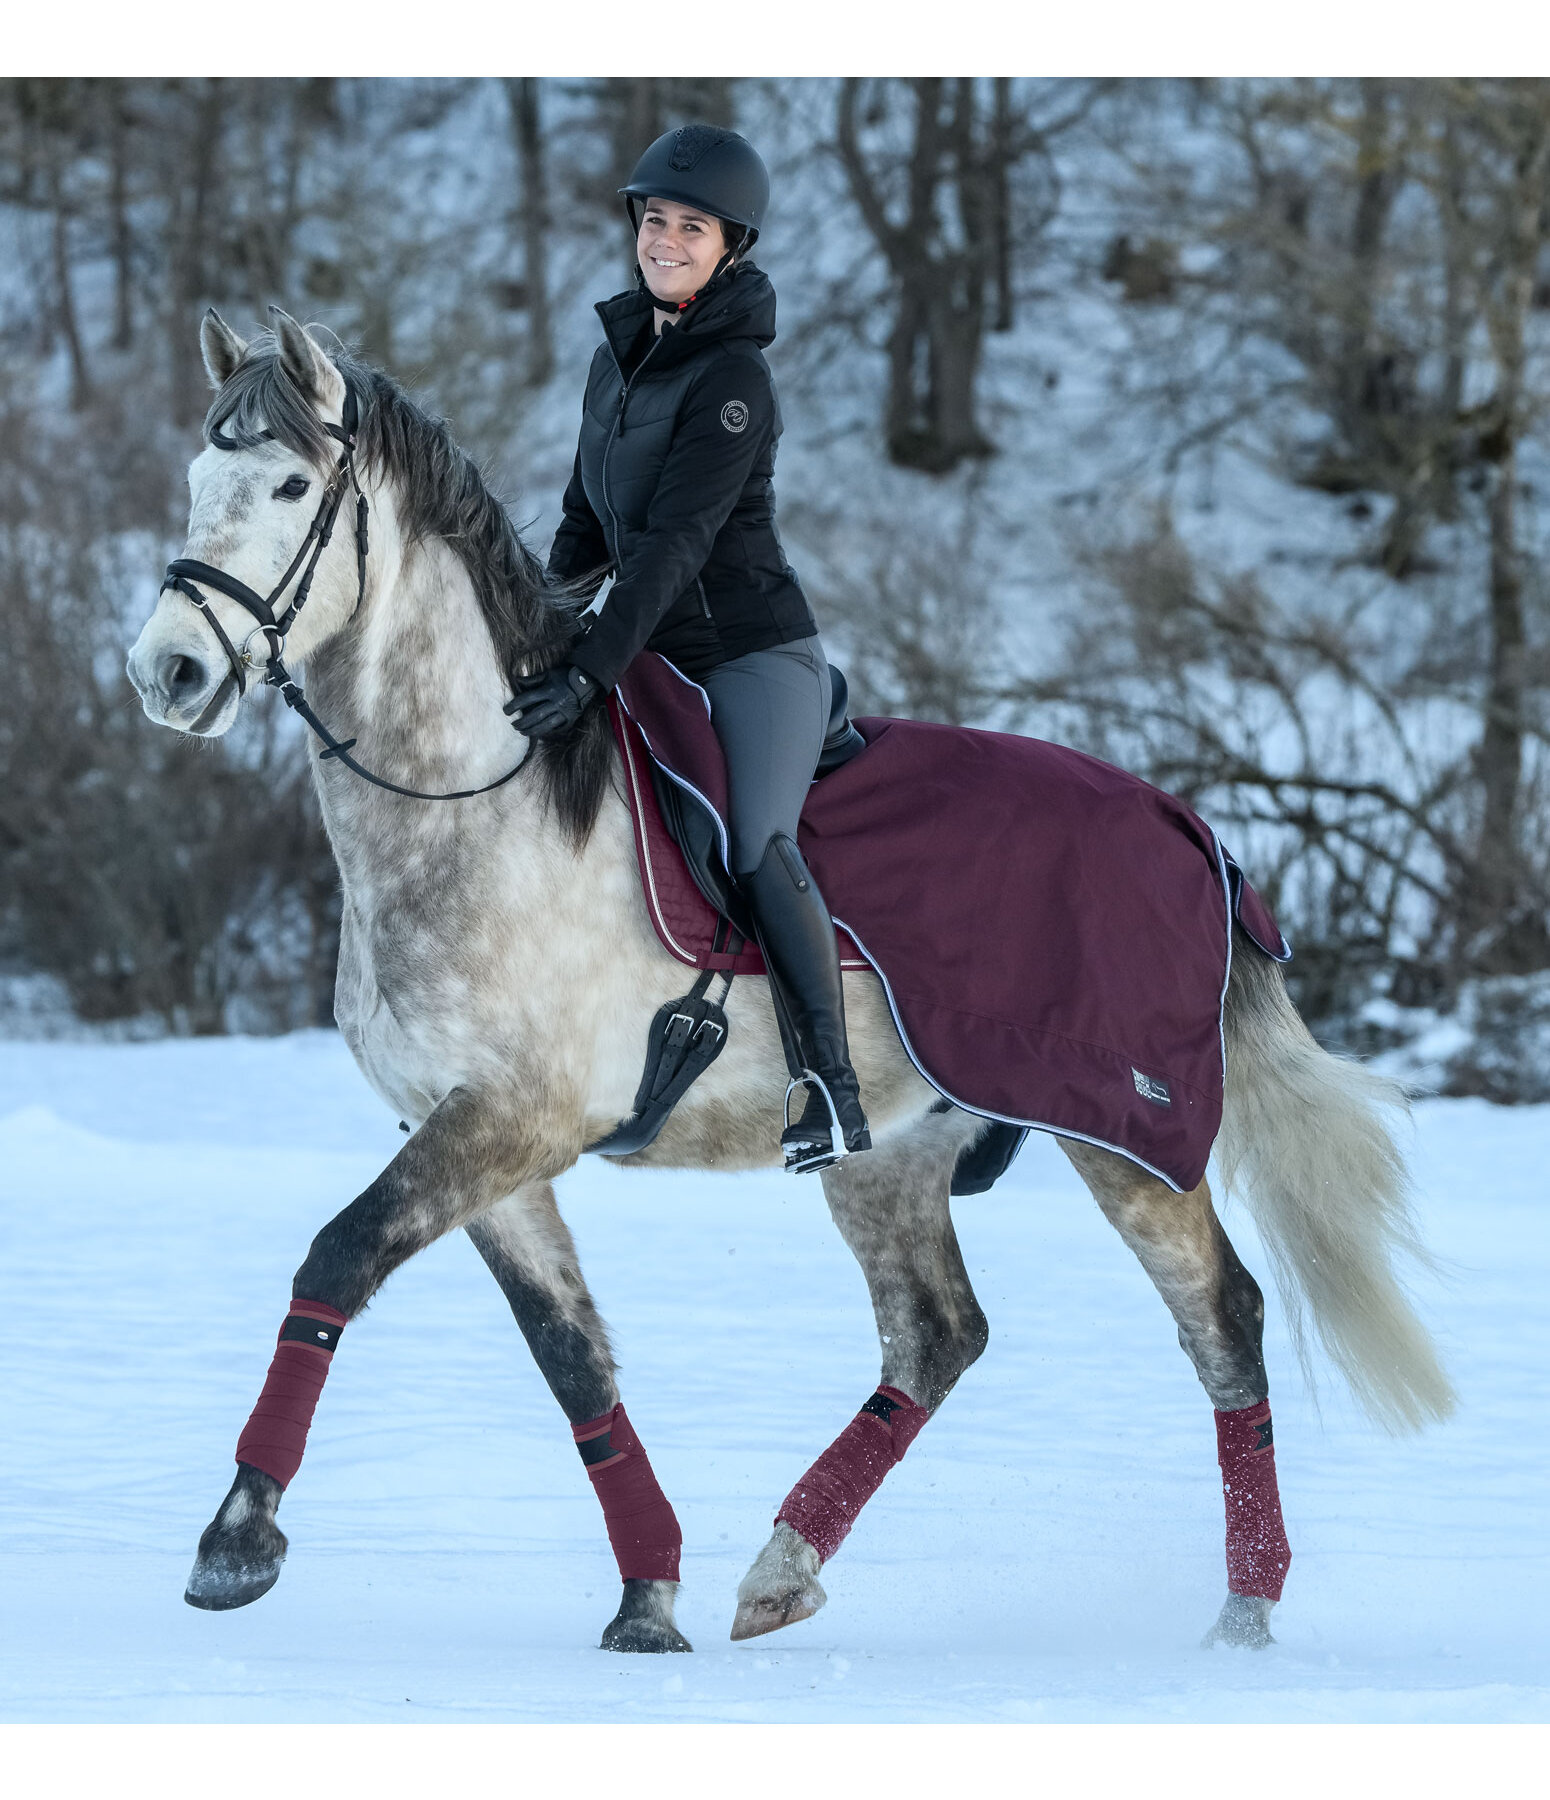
left=781, top=1070, right=849, bottom=1174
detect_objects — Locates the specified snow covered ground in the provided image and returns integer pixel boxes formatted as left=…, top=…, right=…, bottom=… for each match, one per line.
left=1, top=1031, right=1545, bottom=1723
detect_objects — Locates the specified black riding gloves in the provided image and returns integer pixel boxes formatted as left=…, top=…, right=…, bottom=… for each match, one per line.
left=504, top=664, right=601, bottom=739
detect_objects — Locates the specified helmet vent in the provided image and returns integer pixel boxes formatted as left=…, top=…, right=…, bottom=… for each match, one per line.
left=668, top=124, right=728, bottom=172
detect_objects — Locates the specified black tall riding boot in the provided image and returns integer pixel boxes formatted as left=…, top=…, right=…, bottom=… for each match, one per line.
left=739, top=832, right=871, bottom=1172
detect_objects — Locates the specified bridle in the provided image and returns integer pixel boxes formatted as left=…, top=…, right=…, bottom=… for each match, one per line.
left=160, top=376, right=534, bottom=803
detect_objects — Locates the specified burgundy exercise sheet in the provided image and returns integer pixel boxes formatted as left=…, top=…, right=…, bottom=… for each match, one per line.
left=609, top=653, right=1289, bottom=1193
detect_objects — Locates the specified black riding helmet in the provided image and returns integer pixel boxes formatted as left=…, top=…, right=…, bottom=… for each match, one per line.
left=619, top=124, right=770, bottom=279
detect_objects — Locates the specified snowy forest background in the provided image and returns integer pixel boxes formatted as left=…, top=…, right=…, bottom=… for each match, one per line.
left=5, top=75, right=1550, bottom=1100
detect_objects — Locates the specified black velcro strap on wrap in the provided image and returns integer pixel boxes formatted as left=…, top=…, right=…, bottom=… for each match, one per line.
left=860, top=1391, right=903, bottom=1424
left=576, top=1429, right=620, bottom=1467
left=279, top=1314, right=344, bottom=1353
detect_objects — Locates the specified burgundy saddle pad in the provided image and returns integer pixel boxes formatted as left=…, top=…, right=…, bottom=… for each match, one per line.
left=609, top=653, right=1289, bottom=1193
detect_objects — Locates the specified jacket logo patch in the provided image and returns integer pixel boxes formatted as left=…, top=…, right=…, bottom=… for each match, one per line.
left=1132, top=1067, right=1172, bottom=1108
left=720, top=400, right=749, bottom=434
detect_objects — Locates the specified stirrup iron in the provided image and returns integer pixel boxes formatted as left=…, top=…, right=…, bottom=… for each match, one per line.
left=781, top=1070, right=849, bottom=1174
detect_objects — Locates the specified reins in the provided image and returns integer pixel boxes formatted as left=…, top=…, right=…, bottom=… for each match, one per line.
left=161, top=375, right=536, bottom=803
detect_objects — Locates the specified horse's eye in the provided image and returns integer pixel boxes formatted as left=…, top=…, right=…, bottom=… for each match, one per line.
left=274, top=474, right=310, bottom=501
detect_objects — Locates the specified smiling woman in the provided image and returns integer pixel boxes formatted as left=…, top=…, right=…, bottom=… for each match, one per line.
left=518, top=123, right=878, bottom=1173
left=636, top=200, right=731, bottom=318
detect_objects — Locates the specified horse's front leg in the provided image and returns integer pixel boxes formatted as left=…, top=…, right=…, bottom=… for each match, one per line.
left=733, top=1111, right=989, bottom=1640
left=185, top=1084, right=571, bottom=1611
left=466, top=1190, right=690, bottom=1654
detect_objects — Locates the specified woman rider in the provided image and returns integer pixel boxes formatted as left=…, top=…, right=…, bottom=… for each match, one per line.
left=505, top=123, right=871, bottom=1173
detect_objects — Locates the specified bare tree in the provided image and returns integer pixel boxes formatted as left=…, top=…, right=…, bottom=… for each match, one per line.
left=1444, top=86, right=1550, bottom=963
left=833, top=77, right=1097, bottom=473
left=1008, top=511, right=1502, bottom=1026
left=4, top=81, right=95, bottom=406
left=1098, top=79, right=1550, bottom=982
left=161, top=78, right=224, bottom=427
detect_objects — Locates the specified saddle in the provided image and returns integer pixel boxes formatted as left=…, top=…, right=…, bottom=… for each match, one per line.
left=592, top=652, right=1291, bottom=1196
left=644, top=661, right=866, bottom=944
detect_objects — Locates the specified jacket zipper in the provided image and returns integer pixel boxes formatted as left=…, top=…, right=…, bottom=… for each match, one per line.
left=600, top=333, right=663, bottom=559
left=695, top=576, right=712, bottom=620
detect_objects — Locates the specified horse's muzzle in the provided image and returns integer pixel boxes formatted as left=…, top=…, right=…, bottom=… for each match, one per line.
left=126, top=632, right=239, bottom=736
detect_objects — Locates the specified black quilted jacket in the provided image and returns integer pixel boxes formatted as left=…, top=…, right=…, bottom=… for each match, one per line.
left=548, top=261, right=817, bottom=692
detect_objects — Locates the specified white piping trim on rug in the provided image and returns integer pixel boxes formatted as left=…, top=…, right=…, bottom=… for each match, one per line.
left=617, top=725, right=698, bottom=966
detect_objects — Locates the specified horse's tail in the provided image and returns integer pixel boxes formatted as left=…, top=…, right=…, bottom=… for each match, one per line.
left=1216, top=930, right=1456, bottom=1432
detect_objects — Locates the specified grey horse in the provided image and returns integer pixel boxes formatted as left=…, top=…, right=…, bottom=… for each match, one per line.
left=125, top=308, right=1454, bottom=1656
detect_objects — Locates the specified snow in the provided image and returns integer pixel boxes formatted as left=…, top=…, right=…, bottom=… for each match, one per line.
left=1, top=1031, right=1545, bottom=1723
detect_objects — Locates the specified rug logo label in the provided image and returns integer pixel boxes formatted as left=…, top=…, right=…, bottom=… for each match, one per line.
left=1132, top=1068, right=1172, bottom=1107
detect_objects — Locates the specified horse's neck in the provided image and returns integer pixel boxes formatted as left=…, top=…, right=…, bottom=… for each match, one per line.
left=304, top=500, right=531, bottom=894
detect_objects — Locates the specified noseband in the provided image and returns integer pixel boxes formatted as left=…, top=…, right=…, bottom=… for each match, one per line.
left=160, top=376, right=533, bottom=803
left=163, top=380, right=368, bottom=701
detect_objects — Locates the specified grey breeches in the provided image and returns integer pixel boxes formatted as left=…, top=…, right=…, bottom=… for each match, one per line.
left=698, top=634, right=831, bottom=877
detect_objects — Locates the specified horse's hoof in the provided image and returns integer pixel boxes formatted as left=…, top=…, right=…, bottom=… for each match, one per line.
left=184, top=1468, right=287, bottom=1611
left=600, top=1578, right=692, bottom=1654
left=184, top=1553, right=284, bottom=1611
left=731, top=1523, right=827, bottom=1642
left=1201, top=1591, right=1276, bottom=1649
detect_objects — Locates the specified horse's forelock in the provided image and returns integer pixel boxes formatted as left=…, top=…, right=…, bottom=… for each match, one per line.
left=203, top=337, right=334, bottom=463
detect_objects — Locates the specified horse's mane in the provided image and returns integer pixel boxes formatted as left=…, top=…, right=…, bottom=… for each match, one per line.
left=203, top=336, right=614, bottom=849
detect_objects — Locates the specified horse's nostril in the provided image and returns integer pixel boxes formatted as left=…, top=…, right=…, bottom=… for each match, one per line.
left=166, top=653, right=206, bottom=698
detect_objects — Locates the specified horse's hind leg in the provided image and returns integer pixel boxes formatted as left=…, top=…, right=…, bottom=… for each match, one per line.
left=466, top=1188, right=689, bottom=1654
left=732, top=1109, right=989, bottom=1641
left=1059, top=1139, right=1290, bottom=1649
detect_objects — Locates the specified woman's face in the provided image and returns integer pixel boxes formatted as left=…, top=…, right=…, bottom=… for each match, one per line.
left=636, top=198, right=728, bottom=308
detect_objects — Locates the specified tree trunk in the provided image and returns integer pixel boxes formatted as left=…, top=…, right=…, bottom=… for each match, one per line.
left=884, top=295, right=926, bottom=467
left=1477, top=449, right=1525, bottom=895
left=45, top=151, right=91, bottom=410
left=168, top=80, right=223, bottom=428
left=109, top=79, right=133, bottom=351
left=989, top=77, right=1014, bottom=333
left=928, top=296, right=991, bottom=466
left=506, top=77, right=554, bottom=388
left=1458, top=95, right=1550, bottom=969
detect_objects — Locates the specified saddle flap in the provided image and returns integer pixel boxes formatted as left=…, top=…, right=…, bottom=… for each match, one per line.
left=647, top=762, right=754, bottom=938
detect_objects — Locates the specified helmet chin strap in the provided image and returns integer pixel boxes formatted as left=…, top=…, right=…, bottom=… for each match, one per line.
left=670, top=251, right=736, bottom=314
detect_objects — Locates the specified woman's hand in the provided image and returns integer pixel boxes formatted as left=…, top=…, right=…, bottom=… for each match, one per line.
left=504, top=664, right=601, bottom=738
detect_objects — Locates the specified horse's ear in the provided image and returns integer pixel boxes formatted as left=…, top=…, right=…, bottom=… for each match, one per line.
left=269, top=305, right=346, bottom=415
left=200, top=308, right=248, bottom=390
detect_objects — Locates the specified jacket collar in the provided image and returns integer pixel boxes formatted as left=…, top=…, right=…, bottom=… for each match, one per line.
left=595, top=260, right=777, bottom=376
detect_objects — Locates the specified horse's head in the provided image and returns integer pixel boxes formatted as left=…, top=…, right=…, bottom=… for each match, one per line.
left=128, top=307, right=367, bottom=737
